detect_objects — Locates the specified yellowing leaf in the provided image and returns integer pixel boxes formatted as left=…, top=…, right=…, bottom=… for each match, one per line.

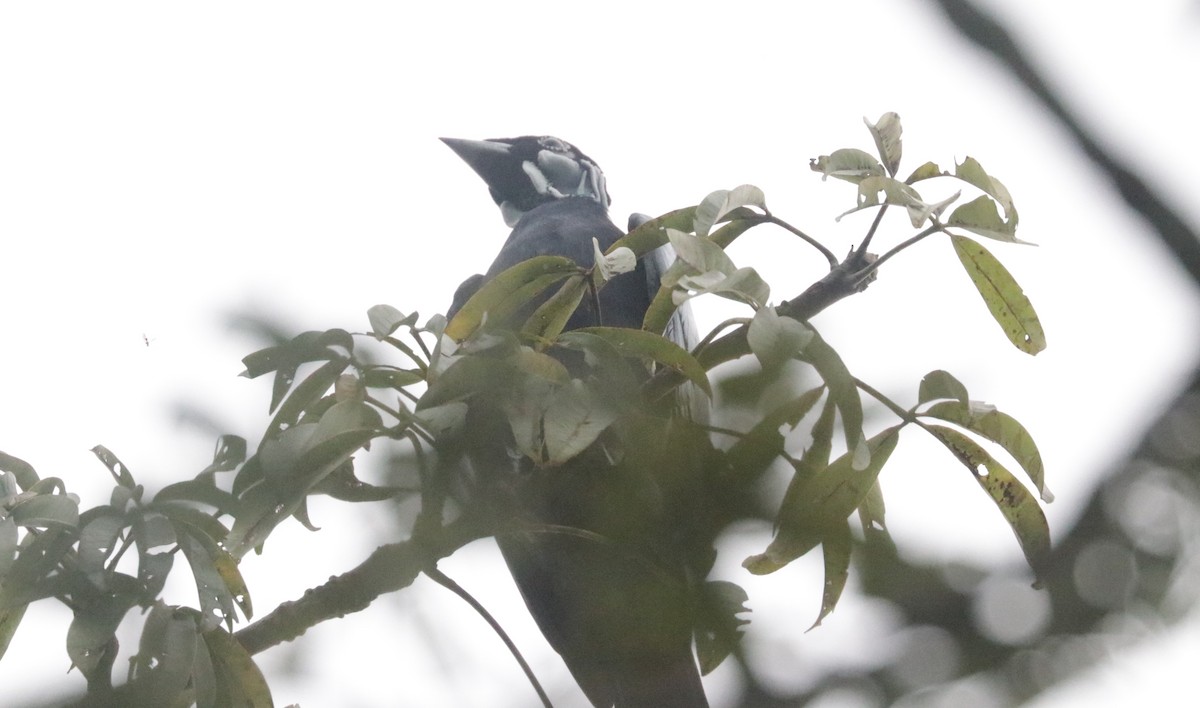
left=922, top=400, right=1051, bottom=503
left=928, top=425, right=1051, bottom=579
left=950, top=235, right=1046, bottom=354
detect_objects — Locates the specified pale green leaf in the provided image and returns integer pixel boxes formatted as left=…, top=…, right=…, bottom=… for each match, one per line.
left=864, top=112, right=903, bottom=176
left=366, top=304, right=416, bottom=339
left=904, top=160, right=945, bottom=183
left=810, top=148, right=885, bottom=184
left=694, top=185, right=766, bottom=237
left=948, top=195, right=1029, bottom=244
left=748, top=307, right=814, bottom=370
left=954, top=156, right=1017, bottom=224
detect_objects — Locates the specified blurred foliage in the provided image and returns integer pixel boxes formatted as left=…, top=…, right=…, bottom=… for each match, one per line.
left=0, top=113, right=1056, bottom=707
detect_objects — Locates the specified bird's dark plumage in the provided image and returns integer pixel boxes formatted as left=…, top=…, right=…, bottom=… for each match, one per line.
left=442, top=136, right=709, bottom=708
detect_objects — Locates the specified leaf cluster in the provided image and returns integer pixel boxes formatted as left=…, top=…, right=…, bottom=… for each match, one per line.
left=0, top=113, right=1053, bottom=706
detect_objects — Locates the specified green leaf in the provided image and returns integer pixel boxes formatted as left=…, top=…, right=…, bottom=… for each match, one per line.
left=953, top=156, right=1018, bottom=226
left=240, top=329, right=354, bottom=412
left=0, top=602, right=27, bottom=662
left=694, top=185, right=766, bottom=238
left=777, top=397, right=837, bottom=530
left=9, top=494, right=79, bottom=530
left=128, top=604, right=201, bottom=706
left=810, top=518, right=852, bottom=630
left=198, top=436, right=247, bottom=478
left=91, top=444, right=137, bottom=489
left=857, top=479, right=888, bottom=537
left=0, top=452, right=39, bottom=492
left=922, top=401, right=1051, bottom=502
left=366, top=304, right=417, bottom=339
left=725, top=386, right=825, bottom=485
left=745, top=426, right=901, bottom=574
left=747, top=307, right=813, bottom=371
left=571, top=326, right=712, bottom=397
left=607, top=206, right=697, bottom=257
left=693, top=580, right=750, bottom=675
left=798, top=329, right=867, bottom=470
left=155, top=480, right=242, bottom=517
left=950, top=234, right=1046, bottom=354
left=540, top=380, right=621, bottom=464
left=948, top=195, right=1027, bottom=243
left=261, top=358, right=348, bottom=438
left=864, top=112, right=902, bottom=176
left=0, top=515, right=16, bottom=577
left=202, top=626, right=274, bottom=708
left=362, top=366, right=424, bottom=390
left=709, top=218, right=757, bottom=249
left=667, top=228, right=736, bottom=276
left=419, top=355, right=515, bottom=410
left=520, top=274, right=588, bottom=343
left=0, top=527, right=75, bottom=610
left=810, top=148, right=885, bottom=184
left=175, top=531, right=240, bottom=631
left=679, top=267, right=771, bottom=310
left=904, top=160, right=945, bottom=184
left=918, top=369, right=970, bottom=408
left=444, top=256, right=581, bottom=341
left=927, top=425, right=1051, bottom=578
left=77, top=512, right=127, bottom=574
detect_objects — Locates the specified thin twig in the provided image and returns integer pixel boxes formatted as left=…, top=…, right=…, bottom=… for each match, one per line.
left=853, top=222, right=944, bottom=286
left=857, top=204, right=890, bottom=254
left=424, top=566, right=555, bottom=708
left=765, top=215, right=839, bottom=268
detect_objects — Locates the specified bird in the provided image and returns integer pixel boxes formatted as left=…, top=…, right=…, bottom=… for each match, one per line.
left=441, top=135, right=711, bottom=708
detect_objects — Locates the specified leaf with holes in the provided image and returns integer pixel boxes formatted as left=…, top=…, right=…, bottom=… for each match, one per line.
left=950, top=235, right=1046, bottom=354
left=810, top=148, right=885, bottom=184
left=922, top=400, right=1051, bottom=502
left=927, top=425, right=1051, bottom=579
left=810, top=518, right=852, bottom=630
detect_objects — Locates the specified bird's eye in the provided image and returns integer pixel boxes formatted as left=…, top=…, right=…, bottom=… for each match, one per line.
left=538, top=136, right=570, bottom=153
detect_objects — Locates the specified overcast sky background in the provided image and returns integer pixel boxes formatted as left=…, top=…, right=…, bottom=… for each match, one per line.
left=2, top=2, right=1199, bottom=706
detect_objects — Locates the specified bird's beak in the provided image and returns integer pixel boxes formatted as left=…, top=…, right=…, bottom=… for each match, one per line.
left=439, top=137, right=515, bottom=188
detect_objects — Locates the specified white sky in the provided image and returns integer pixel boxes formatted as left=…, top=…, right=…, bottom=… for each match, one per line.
left=2, top=1, right=1198, bottom=706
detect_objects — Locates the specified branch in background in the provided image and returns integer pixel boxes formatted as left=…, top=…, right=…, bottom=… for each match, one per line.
left=931, top=0, right=1200, bottom=284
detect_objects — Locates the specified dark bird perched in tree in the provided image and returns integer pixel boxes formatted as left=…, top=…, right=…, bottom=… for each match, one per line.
left=441, top=136, right=712, bottom=708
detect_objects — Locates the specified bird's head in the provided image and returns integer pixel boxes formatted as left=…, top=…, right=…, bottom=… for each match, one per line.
left=440, top=135, right=610, bottom=227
